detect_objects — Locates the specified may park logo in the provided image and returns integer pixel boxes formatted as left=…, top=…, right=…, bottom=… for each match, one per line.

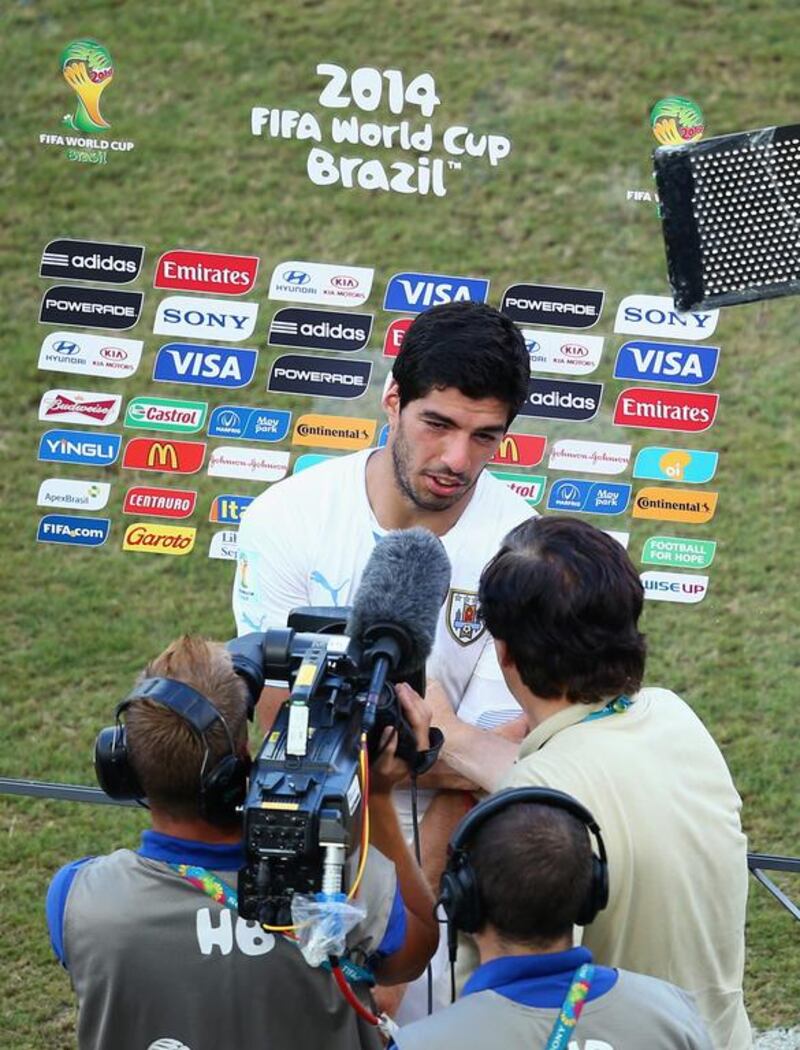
left=39, top=39, right=135, bottom=164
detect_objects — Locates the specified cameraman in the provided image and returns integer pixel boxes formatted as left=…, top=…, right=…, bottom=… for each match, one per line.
left=423, top=517, right=750, bottom=1049
left=392, top=791, right=712, bottom=1049
left=45, top=636, right=437, bottom=1050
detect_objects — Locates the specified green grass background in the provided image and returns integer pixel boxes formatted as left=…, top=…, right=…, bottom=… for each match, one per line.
left=1, top=0, right=798, bottom=1044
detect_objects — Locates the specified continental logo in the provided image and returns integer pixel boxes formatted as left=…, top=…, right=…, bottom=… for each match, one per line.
left=122, top=438, right=206, bottom=474
left=122, top=522, right=196, bottom=556
left=632, top=486, right=718, bottom=524
left=490, top=433, right=546, bottom=468
left=292, top=414, right=377, bottom=451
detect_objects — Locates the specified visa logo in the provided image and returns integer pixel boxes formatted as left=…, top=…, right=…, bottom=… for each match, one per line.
left=613, top=341, right=719, bottom=386
left=38, top=429, right=121, bottom=466
left=383, top=272, right=490, bottom=314
left=152, top=344, right=258, bottom=388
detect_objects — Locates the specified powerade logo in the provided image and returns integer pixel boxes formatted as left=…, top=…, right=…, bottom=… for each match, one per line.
left=153, top=296, right=259, bottom=342
left=614, top=295, right=719, bottom=340
left=519, top=379, right=602, bottom=422
left=383, top=272, right=489, bottom=314
left=267, top=354, right=372, bottom=400
left=38, top=429, right=121, bottom=466
left=40, top=238, right=144, bottom=284
left=207, top=406, right=291, bottom=442
left=613, top=341, right=719, bottom=386
left=268, top=308, right=373, bottom=353
left=37, top=514, right=110, bottom=547
left=501, top=284, right=604, bottom=329
left=209, top=494, right=254, bottom=525
left=39, top=285, right=143, bottom=330
left=153, top=344, right=258, bottom=388
left=633, top=447, right=718, bottom=484
left=547, top=479, right=631, bottom=515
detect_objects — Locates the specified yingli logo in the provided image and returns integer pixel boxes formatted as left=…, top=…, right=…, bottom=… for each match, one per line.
left=613, top=388, right=718, bottom=433
left=122, top=438, right=206, bottom=474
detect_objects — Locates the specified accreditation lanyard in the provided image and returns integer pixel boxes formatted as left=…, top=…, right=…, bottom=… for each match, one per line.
left=543, top=963, right=595, bottom=1050
left=581, top=695, right=633, bottom=723
left=167, top=862, right=375, bottom=986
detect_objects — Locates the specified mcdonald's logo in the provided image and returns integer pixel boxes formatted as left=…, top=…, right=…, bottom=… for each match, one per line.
left=122, top=437, right=206, bottom=474
left=490, top=432, right=546, bottom=468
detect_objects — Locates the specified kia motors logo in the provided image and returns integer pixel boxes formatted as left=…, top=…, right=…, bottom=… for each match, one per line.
left=613, top=341, right=719, bottom=386
left=38, top=331, right=143, bottom=378
left=122, top=438, right=206, bottom=474
left=123, top=486, right=197, bottom=519
left=207, top=406, right=292, bottom=443
left=269, top=261, right=374, bottom=307
left=39, top=285, right=144, bottom=331
left=38, top=429, right=121, bottom=466
left=614, top=295, right=719, bottom=340
left=501, top=284, right=604, bottom=329
left=122, top=522, right=197, bottom=556
left=489, top=433, right=547, bottom=468
left=522, top=329, right=604, bottom=375
left=153, top=295, right=259, bottom=343
left=207, top=447, right=290, bottom=482
left=38, top=389, right=122, bottom=426
left=383, top=272, right=489, bottom=314
left=267, top=354, right=372, bottom=400
left=613, top=388, right=719, bottom=433
left=519, top=379, right=603, bottom=422
left=546, top=478, right=631, bottom=515
left=152, top=343, right=258, bottom=388
left=268, top=308, right=373, bottom=354
left=40, top=238, right=144, bottom=284
left=37, top=514, right=110, bottom=547
left=641, top=571, right=709, bottom=604
left=154, top=249, right=259, bottom=296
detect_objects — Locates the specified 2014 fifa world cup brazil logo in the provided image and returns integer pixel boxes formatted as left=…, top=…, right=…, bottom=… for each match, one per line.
left=60, top=39, right=114, bottom=133
left=650, top=97, right=704, bottom=146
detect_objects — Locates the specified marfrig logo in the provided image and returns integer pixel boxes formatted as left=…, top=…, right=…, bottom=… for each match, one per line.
left=614, top=295, right=719, bottom=340
left=613, top=341, right=719, bottom=386
left=153, top=343, right=258, bottom=388
left=384, top=272, right=489, bottom=314
left=154, top=250, right=259, bottom=296
left=613, top=388, right=718, bottom=433
left=40, top=238, right=144, bottom=284
left=122, top=438, right=206, bottom=474
left=153, top=296, right=259, bottom=342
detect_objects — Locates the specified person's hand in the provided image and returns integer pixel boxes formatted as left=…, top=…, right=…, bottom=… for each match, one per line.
left=369, top=725, right=408, bottom=795
left=419, top=679, right=458, bottom=737
left=491, top=713, right=529, bottom=743
left=394, top=680, right=434, bottom=751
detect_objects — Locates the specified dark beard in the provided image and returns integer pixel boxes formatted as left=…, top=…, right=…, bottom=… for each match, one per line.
left=390, top=426, right=472, bottom=512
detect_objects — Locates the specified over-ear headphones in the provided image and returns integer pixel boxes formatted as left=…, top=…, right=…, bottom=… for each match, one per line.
left=94, top=677, right=250, bottom=823
left=438, top=786, right=609, bottom=944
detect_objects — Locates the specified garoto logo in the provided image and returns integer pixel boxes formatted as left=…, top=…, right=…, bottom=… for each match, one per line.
left=39, top=286, right=143, bottom=331
left=613, top=388, right=719, bottom=433
left=267, top=354, right=372, bottom=400
left=546, top=479, right=631, bottom=515
left=383, top=272, right=489, bottom=314
left=501, top=284, right=604, bottom=329
left=40, top=238, right=144, bottom=283
left=38, top=331, right=143, bottom=378
left=207, top=406, right=292, bottom=443
left=122, top=522, right=197, bottom=556
left=613, top=341, right=719, bottom=386
left=268, top=308, right=373, bottom=353
left=519, top=378, right=603, bottom=421
left=153, top=296, right=259, bottom=342
left=153, top=344, right=258, bottom=389
left=38, top=429, right=121, bottom=466
left=154, top=250, right=259, bottom=296
left=122, top=438, right=206, bottom=474
left=37, top=514, right=110, bottom=547
left=209, top=494, right=254, bottom=525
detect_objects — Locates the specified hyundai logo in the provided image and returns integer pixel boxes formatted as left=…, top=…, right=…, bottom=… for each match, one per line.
left=525, top=338, right=540, bottom=353
left=282, top=270, right=311, bottom=285
left=54, top=340, right=81, bottom=355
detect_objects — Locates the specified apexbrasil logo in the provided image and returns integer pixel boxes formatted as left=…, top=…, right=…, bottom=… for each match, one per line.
left=39, top=40, right=134, bottom=164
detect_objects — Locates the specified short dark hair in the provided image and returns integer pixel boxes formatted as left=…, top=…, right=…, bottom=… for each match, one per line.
left=126, top=636, right=249, bottom=822
left=392, top=301, right=529, bottom=424
left=469, top=802, right=593, bottom=947
left=479, top=516, right=646, bottom=703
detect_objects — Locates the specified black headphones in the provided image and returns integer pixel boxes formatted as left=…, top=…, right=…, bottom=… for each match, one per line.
left=94, top=677, right=250, bottom=823
left=438, top=786, right=609, bottom=944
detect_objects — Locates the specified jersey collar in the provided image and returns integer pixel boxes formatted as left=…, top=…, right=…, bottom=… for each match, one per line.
left=463, top=947, right=616, bottom=1007
left=138, top=829, right=245, bottom=871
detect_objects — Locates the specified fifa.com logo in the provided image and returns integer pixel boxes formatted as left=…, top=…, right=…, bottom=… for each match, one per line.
left=60, top=39, right=114, bottom=133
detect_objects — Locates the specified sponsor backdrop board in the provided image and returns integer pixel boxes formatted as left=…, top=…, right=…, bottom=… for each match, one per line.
left=3, top=8, right=797, bottom=1038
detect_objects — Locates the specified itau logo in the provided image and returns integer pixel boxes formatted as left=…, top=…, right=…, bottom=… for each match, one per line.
left=61, top=39, right=114, bottom=133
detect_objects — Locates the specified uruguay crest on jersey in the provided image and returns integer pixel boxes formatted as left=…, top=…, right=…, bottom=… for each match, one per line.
left=446, top=589, right=486, bottom=646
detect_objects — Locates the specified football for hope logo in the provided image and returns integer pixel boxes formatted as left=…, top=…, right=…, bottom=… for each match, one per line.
left=613, top=388, right=718, bottom=433
left=154, top=250, right=259, bottom=296
left=641, top=536, right=716, bottom=570
left=154, top=296, right=259, bottom=342
left=122, top=522, right=196, bottom=556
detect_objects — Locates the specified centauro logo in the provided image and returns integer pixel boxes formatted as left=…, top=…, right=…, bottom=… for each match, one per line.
left=122, top=522, right=196, bottom=556
left=632, top=486, right=718, bottom=524
left=292, top=414, right=376, bottom=451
